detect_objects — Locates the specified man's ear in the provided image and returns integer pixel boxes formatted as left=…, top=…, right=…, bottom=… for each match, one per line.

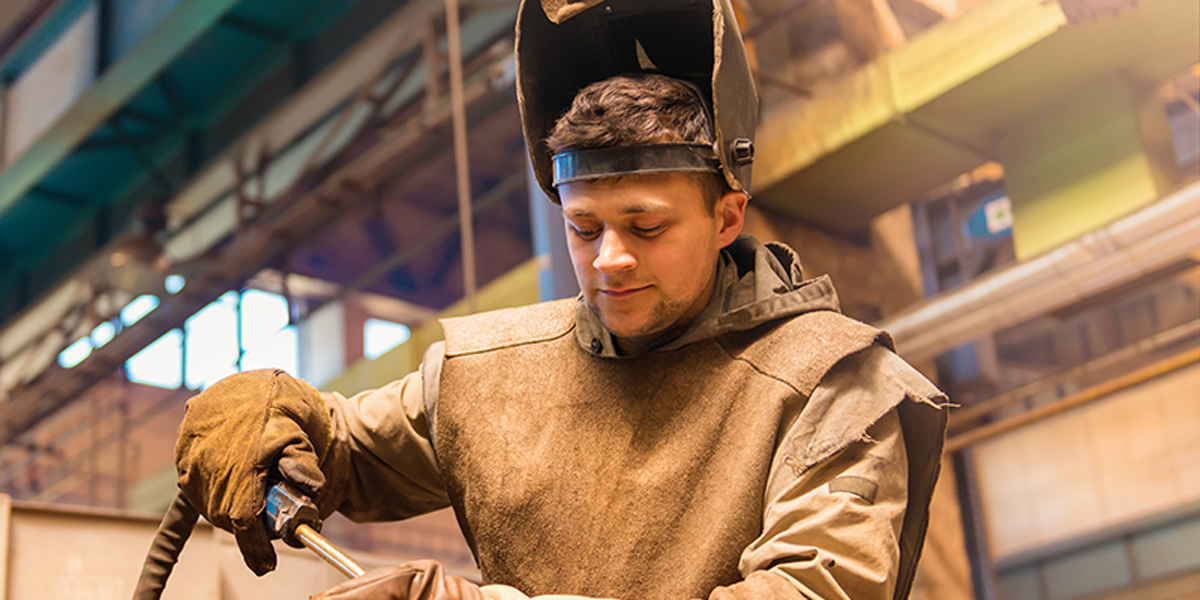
left=716, top=191, right=748, bottom=247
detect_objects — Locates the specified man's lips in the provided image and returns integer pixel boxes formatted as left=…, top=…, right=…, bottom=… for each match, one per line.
left=599, top=285, right=650, bottom=298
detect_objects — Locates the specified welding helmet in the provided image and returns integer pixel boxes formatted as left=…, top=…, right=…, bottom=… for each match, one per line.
left=516, top=0, right=758, bottom=201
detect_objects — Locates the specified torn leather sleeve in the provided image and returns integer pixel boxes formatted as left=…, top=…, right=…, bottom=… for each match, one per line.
left=318, top=346, right=452, bottom=523
left=711, top=345, right=913, bottom=600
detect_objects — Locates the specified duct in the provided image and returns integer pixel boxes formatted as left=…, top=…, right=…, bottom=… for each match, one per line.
left=877, top=180, right=1200, bottom=362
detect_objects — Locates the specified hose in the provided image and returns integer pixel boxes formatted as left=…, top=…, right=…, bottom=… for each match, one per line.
left=131, top=491, right=200, bottom=600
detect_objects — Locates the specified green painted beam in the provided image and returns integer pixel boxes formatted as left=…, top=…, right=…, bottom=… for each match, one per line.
left=0, top=0, right=242, bottom=220
left=753, top=0, right=1199, bottom=233
left=753, top=0, right=1066, bottom=198
left=1000, top=72, right=1175, bottom=258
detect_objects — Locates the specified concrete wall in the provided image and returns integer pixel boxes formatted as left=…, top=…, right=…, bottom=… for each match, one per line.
left=0, top=494, right=479, bottom=599
left=974, top=360, right=1200, bottom=560
left=4, top=3, right=96, bottom=167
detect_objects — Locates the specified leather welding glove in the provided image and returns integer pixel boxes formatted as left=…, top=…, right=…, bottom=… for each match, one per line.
left=175, top=368, right=331, bottom=576
left=311, top=560, right=486, bottom=600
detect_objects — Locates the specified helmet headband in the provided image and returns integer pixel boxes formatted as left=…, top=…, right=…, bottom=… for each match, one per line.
left=552, top=144, right=719, bottom=187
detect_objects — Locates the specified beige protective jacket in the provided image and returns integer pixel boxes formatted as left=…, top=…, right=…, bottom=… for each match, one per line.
left=320, top=237, right=947, bottom=600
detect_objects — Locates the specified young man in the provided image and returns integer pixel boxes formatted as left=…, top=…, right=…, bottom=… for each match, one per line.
left=173, top=2, right=947, bottom=599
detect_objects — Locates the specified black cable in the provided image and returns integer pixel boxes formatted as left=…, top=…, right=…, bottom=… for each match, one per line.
left=131, top=491, right=200, bottom=600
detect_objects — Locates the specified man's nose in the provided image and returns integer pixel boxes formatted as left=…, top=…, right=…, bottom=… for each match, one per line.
left=593, top=230, right=636, bottom=273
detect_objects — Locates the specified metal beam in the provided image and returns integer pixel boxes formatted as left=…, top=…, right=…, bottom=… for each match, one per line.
left=445, top=0, right=478, bottom=313
left=0, top=0, right=91, bottom=78
left=2, top=48, right=517, bottom=442
left=877, top=181, right=1200, bottom=362
left=110, top=118, right=173, bottom=196
left=752, top=0, right=1199, bottom=232
left=304, top=171, right=524, bottom=320
left=0, top=75, right=8, bottom=167
left=946, top=346, right=1200, bottom=452
left=77, top=134, right=159, bottom=152
left=28, top=185, right=88, bottom=208
left=0, top=0, right=448, bottom=380
left=0, top=0, right=241, bottom=220
left=168, top=0, right=444, bottom=228
left=115, top=106, right=175, bottom=132
left=215, top=14, right=289, bottom=43
left=152, top=74, right=185, bottom=123
left=192, top=1, right=359, bottom=127
left=3, top=0, right=379, bottom=300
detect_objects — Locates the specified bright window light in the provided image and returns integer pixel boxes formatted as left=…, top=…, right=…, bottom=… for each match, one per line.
left=240, top=289, right=290, bottom=342
left=126, top=329, right=183, bottom=389
left=121, top=294, right=160, bottom=326
left=123, top=286, right=301, bottom=391
left=185, top=291, right=239, bottom=390
left=364, top=318, right=411, bottom=359
left=58, top=337, right=93, bottom=368
left=165, top=274, right=185, bottom=294
left=241, top=326, right=299, bottom=374
left=91, top=321, right=117, bottom=347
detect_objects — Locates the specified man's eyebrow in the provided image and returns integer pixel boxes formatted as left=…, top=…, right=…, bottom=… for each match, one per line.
left=563, top=204, right=669, bottom=218
left=620, top=204, right=669, bottom=215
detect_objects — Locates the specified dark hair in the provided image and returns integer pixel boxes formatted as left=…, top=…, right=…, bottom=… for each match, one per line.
left=545, top=73, right=728, bottom=211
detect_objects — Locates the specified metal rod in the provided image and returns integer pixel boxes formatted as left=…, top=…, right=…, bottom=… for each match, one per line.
left=296, top=523, right=367, bottom=579
left=953, top=450, right=1000, bottom=600
left=300, top=49, right=421, bottom=176
left=445, top=0, right=478, bottom=313
left=423, top=19, right=442, bottom=113
left=949, top=318, right=1200, bottom=429
left=945, top=346, right=1200, bottom=452
left=1, top=76, right=9, bottom=168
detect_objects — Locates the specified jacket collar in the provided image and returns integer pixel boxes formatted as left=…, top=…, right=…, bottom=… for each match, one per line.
left=575, top=236, right=842, bottom=357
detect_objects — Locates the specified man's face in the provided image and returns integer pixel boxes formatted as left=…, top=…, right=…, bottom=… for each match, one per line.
left=560, top=172, right=743, bottom=348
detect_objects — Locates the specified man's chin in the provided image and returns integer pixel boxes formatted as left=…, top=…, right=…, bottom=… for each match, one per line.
left=603, top=312, right=683, bottom=341
left=586, top=299, right=669, bottom=339
left=600, top=320, right=649, bottom=339
left=596, top=313, right=656, bottom=339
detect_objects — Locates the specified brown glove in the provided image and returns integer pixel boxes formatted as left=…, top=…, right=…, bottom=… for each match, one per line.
left=311, top=560, right=486, bottom=600
left=175, top=369, right=331, bottom=576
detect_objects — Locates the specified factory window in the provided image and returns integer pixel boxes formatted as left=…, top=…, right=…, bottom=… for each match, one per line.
left=184, top=292, right=240, bottom=389
left=125, top=329, right=184, bottom=389
left=122, top=288, right=297, bottom=390
left=121, top=294, right=159, bottom=325
left=57, top=337, right=93, bottom=369
left=363, top=318, right=411, bottom=359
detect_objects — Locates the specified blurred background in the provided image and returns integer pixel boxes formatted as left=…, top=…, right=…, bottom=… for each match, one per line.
left=0, top=0, right=1196, bottom=597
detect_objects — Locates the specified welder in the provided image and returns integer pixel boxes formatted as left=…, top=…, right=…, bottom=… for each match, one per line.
left=173, top=1, right=948, bottom=598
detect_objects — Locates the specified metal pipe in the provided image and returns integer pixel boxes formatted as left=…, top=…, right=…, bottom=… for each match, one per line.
left=945, top=347, right=1200, bottom=452
left=878, top=181, right=1200, bottom=362
left=948, top=318, right=1200, bottom=430
left=445, top=0, right=478, bottom=313
left=953, top=450, right=1000, bottom=600
left=1, top=75, right=9, bottom=168
left=296, top=523, right=367, bottom=578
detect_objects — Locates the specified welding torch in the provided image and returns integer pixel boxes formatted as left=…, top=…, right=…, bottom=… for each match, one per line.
left=263, top=480, right=366, bottom=578
left=132, top=481, right=364, bottom=599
